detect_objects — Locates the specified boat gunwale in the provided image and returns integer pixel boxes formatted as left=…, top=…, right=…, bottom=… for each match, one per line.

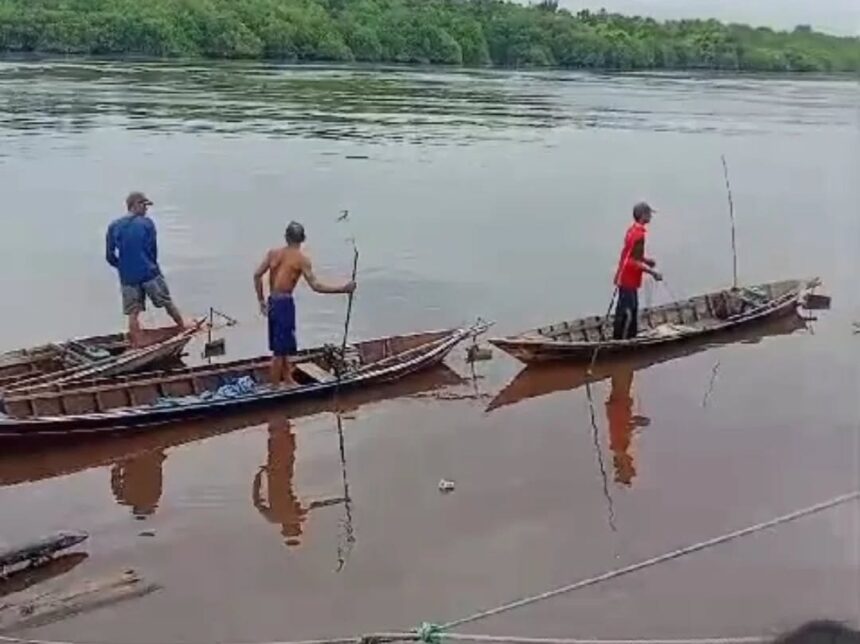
left=489, top=279, right=812, bottom=352
left=2, top=321, right=205, bottom=393
left=0, top=325, right=475, bottom=430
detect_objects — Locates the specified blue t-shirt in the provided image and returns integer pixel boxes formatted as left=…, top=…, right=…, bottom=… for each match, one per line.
left=105, top=214, right=161, bottom=286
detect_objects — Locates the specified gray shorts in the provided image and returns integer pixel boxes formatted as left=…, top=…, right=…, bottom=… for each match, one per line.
left=121, top=275, right=173, bottom=316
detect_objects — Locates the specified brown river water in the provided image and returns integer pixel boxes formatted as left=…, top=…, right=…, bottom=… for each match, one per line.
left=0, top=62, right=858, bottom=643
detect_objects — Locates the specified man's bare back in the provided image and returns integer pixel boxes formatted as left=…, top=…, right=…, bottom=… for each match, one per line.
left=265, top=246, right=306, bottom=295
left=255, top=245, right=353, bottom=308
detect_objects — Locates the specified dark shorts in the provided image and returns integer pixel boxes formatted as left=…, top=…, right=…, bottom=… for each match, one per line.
left=613, top=287, right=639, bottom=340
left=268, top=293, right=297, bottom=357
left=121, top=275, right=173, bottom=316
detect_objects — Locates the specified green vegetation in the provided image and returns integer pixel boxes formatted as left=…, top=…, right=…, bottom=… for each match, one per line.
left=0, top=0, right=857, bottom=71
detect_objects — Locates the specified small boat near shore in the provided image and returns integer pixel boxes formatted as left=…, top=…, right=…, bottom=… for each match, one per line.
left=0, top=324, right=484, bottom=442
left=489, top=278, right=819, bottom=364
left=486, top=311, right=811, bottom=412
left=0, top=324, right=203, bottom=392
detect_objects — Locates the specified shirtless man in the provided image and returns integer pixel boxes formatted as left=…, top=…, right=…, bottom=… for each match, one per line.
left=253, top=222, right=356, bottom=387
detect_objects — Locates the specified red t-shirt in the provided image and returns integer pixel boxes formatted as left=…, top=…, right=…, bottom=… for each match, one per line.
left=614, top=222, right=647, bottom=290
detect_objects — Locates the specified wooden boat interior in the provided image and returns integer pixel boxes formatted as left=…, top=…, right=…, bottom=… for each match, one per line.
left=1, top=330, right=454, bottom=420
left=522, top=280, right=804, bottom=344
left=0, top=327, right=183, bottom=390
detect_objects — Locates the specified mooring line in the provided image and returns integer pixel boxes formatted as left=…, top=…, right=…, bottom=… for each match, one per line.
left=3, top=492, right=855, bottom=644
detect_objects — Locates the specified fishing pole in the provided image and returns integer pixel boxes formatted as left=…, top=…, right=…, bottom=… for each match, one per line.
left=331, top=209, right=359, bottom=572
left=340, top=240, right=359, bottom=366
left=721, top=154, right=739, bottom=290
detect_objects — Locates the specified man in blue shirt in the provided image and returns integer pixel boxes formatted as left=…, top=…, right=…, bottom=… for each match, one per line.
left=106, top=192, right=185, bottom=346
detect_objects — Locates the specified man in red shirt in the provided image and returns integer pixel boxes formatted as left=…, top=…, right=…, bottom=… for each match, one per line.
left=613, top=202, right=663, bottom=340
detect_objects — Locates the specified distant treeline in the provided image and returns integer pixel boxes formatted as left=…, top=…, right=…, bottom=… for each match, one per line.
left=1, top=0, right=858, bottom=72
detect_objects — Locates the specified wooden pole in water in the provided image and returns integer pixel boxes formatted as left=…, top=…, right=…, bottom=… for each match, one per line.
left=340, top=242, right=359, bottom=362
left=721, top=154, right=739, bottom=290
left=332, top=212, right=359, bottom=572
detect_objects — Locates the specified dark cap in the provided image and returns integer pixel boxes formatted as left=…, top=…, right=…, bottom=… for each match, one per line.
left=126, top=191, right=153, bottom=208
left=285, top=221, right=306, bottom=244
left=633, top=201, right=656, bottom=220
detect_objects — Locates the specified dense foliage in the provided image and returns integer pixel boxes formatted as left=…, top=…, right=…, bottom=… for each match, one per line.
left=0, top=0, right=857, bottom=72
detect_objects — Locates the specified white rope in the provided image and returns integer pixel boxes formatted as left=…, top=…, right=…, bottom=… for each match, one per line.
left=0, top=635, right=769, bottom=644
left=353, top=634, right=769, bottom=644
left=441, top=490, right=860, bottom=629
left=438, top=635, right=768, bottom=644
left=2, top=491, right=856, bottom=644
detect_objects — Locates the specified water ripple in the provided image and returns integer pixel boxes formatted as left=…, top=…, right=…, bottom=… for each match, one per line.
left=0, top=61, right=855, bottom=143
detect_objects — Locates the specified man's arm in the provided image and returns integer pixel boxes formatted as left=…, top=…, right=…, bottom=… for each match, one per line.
left=253, top=251, right=271, bottom=315
left=146, top=219, right=158, bottom=265
left=301, top=255, right=355, bottom=294
left=105, top=222, right=119, bottom=269
left=631, top=240, right=662, bottom=280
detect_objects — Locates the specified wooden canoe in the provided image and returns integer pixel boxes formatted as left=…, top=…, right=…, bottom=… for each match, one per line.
left=486, top=311, right=811, bottom=412
left=489, top=279, right=818, bottom=364
left=0, top=325, right=200, bottom=392
left=0, top=364, right=465, bottom=480
left=0, top=325, right=482, bottom=441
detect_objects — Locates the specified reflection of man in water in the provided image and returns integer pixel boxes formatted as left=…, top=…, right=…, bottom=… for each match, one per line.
left=605, top=367, right=649, bottom=487
left=253, top=419, right=308, bottom=547
left=110, top=449, right=167, bottom=518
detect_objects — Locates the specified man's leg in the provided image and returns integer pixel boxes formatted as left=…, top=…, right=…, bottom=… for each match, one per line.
left=270, top=356, right=297, bottom=388
left=122, top=284, right=145, bottom=348
left=145, top=276, right=186, bottom=330
left=613, top=289, right=632, bottom=340
left=628, top=289, right=639, bottom=338
left=128, top=311, right=143, bottom=348
left=283, top=355, right=297, bottom=387
left=164, top=301, right=186, bottom=330
left=271, top=356, right=284, bottom=387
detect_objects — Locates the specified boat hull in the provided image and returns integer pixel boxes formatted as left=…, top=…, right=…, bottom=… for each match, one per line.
left=0, top=326, right=475, bottom=442
left=490, top=279, right=815, bottom=364
left=0, top=325, right=197, bottom=391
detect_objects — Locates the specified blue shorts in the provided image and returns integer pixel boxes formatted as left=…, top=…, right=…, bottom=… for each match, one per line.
left=268, top=293, right=297, bottom=357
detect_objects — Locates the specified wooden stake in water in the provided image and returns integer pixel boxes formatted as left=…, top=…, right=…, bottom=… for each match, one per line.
left=721, top=154, right=739, bottom=290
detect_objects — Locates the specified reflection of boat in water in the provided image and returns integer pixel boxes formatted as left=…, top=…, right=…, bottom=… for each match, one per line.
left=487, top=312, right=810, bottom=413
left=0, top=365, right=464, bottom=488
left=490, top=279, right=816, bottom=364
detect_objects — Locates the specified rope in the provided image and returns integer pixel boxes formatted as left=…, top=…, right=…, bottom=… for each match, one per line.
left=367, top=634, right=769, bottom=644
left=3, top=492, right=856, bottom=644
left=430, top=635, right=768, bottom=644
left=0, top=635, right=770, bottom=644
left=441, top=490, right=860, bottom=630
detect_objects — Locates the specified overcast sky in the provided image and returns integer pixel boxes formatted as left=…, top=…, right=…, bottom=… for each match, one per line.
left=555, top=0, right=860, bottom=35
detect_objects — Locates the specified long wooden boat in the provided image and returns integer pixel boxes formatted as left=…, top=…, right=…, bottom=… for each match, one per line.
left=0, top=325, right=482, bottom=441
left=489, top=278, right=818, bottom=364
left=486, top=311, right=811, bottom=412
left=0, top=325, right=200, bottom=391
left=0, top=364, right=465, bottom=479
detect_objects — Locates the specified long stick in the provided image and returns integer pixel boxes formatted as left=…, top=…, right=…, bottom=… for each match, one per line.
left=334, top=412, right=356, bottom=572
left=721, top=154, right=738, bottom=290
left=333, top=239, right=359, bottom=571
left=339, top=242, right=359, bottom=364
